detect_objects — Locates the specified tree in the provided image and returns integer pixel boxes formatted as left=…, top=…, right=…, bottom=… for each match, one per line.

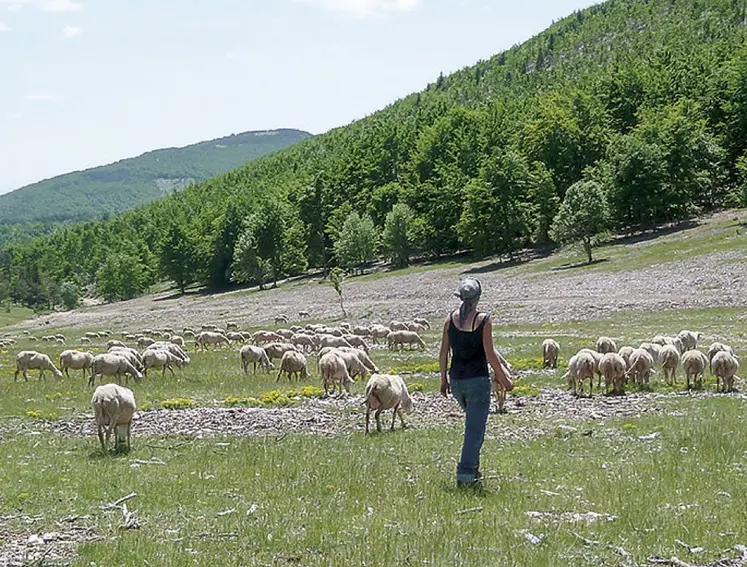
left=95, top=253, right=147, bottom=302
left=382, top=203, right=415, bottom=269
left=60, top=280, right=80, bottom=310
left=231, top=229, right=268, bottom=289
left=159, top=221, right=197, bottom=295
left=333, top=212, right=378, bottom=274
left=329, top=266, right=347, bottom=318
left=549, top=180, right=611, bottom=264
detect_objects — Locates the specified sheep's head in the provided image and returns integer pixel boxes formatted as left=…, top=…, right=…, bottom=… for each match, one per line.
left=53, top=369, right=63, bottom=378
left=401, top=394, right=414, bottom=414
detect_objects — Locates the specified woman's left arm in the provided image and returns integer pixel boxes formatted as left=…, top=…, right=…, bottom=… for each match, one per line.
left=482, top=316, right=514, bottom=391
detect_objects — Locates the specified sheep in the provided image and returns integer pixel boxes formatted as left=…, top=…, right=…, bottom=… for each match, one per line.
left=406, top=322, right=427, bottom=333
left=226, top=331, right=246, bottom=344
left=364, top=373, right=413, bottom=434
left=677, top=330, right=702, bottom=352
left=80, top=337, right=92, bottom=345
left=659, top=345, right=681, bottom=385
left=577, top=348, right=603, bottom=387
left=352, top=325, right=370, bottom=337
left=298, top=310, right=310, bottom=319
left=386, top=330, right=425, bottom=351
left=318, top=347, right=373, bottom=381
left=567, top=350, right=596, bottom=397
left=599, top=352, right=627, bottom=395
left=339, top=347, right=378, bottom=374
left=201, top=324, right=219, bottom=331
left=226, top=322, right=239, bottom=331
left=596, top=336, right=617, bottom=354
left=170, top=335, right=185, bottom=347
left=137, top=336, right=155, bottom=349
left=55, top=337, right=66, bottom=346
left=289, top=333, right=316, bottom=353
left=639, top=342, right=662, bottom=365
left=277, top=351, right=309, bottom=382
left=89, top=353, right=143, bottom=387
left=413, top=318, right=431, bottom=330
left=707, top=342, right=736, bottom=374
left=712, top=351, right=740, bottom=393
left=195, top=331, right=230, bottom=351
left=618, top=346, right=635, bottom=368
left=368, top=325, right=391, bottom=345
left=85, top=332, right=100, bottom=339
left=652, top=335, right=684, bottom=354
left=107, top=339, right=127, bottom=349
left=320, top=335, right=353, bottom=349
left=142, top=349, right=181, bottom=378
left=264, top=342, right=298, bottom=362
left=681, top=349, right=708, bottom=389
left=107, top=346, right=144, bottom=370
left=240, top=345, right=274, bottom=374
left=541, top=339, right=560, bottom=369
left=59, top=350, right=94, bottom=380
left=14, top=351, right=64, bottom=381
left=319, top=351, right=354, bottom=395
left=342, top=334, right=369, bottom=352
left=146, top=342, right=190, bottom=365
left=275, top=314, right=289, bottom=324
left=625, top=348, right=655, bottom=386
left=252, top=330, right=283, bottom=345
left=389, top=321, right=408, bottom=331
left=488, top=357, right=512, bottom=413
left=91, top=383, right=136, bottom=452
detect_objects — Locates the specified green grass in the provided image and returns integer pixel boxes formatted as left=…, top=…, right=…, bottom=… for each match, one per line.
left=0, top=305, right=35, bottom=328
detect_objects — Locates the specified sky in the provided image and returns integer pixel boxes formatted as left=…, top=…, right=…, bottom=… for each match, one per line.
left=0, top=0, right=601, bottom=195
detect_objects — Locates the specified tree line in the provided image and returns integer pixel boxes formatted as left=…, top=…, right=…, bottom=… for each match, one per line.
left=1, top=0, right=746, bottom=310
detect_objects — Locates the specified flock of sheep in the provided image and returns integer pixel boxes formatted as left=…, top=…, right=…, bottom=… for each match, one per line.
left=546, top=330, right=740, bottom=397
left=1, top=317, right=741, bottom=453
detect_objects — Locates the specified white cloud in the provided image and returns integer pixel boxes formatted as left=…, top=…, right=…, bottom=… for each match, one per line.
left=61, top=24, right=79, bottom=37
left=42, top=0, right=82, bottom=12
left=8, top=111, right=24, bottom=119
left=297, top=0, right=421, bottom=17
left=24, top=93, right=58, bottom=101
left=0, top=20, right=10, bottom=30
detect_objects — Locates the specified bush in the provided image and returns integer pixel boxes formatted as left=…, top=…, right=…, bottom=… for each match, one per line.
left=160, top=398, right=195, bottom=410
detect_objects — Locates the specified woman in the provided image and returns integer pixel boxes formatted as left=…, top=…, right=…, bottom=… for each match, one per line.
left=439, top=277, right=513, bottom=487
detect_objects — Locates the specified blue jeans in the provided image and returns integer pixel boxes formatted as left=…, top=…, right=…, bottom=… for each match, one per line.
left=450, top=376, right=491, bottom=483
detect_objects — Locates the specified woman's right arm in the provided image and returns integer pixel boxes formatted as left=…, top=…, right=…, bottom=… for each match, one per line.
left=439, top=316, right=451, bottom=397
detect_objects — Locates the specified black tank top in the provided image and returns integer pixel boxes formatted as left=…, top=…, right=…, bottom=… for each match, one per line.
left=448, top=311, right=489, bottom=380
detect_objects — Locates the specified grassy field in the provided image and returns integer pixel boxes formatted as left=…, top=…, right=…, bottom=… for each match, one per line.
left=0, top=306, right=746, bottom=565
left=0, top=305, right=35, bottom=329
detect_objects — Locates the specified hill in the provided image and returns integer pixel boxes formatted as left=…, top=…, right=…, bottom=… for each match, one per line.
left=2, top=0, right=747, bottom=308
left=0, top=129, right=311, bottom=225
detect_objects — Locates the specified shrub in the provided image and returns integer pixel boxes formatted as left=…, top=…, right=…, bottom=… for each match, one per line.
left=160, top=398, right=195, bottom=410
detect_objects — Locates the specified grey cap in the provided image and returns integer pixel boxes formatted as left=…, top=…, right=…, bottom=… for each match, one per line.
left=454, top=278, right=482, bottom=301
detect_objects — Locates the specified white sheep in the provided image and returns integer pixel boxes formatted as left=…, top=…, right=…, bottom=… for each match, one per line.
left=569, top=350, right=596, bottom=397
left=599, top=352, right=627, bottom=395
left=352, top=325, right=371, bottom=337
left=364, top=373, right=413, bottom=434
left=639, top=342, right=662, bottom=365
left=577, top=348, right=603, bottom=387
left=541, top=339, right=560, bottom=369
left=107, top=346, right=145, bottom=370
left=389, top=321, right=407, bottom=331
left=707, top=342, right=736, bottom=374
left=59, top=350, right=94, bottom=380
left=264, top=342, right=298, bottom=362
left=368, top=325, right=391, bottom=345
left=240, top=345, right=273, bottom=374
left=319, top=351, right=353, bottom=395
left=195, top=331, right=230, bottom=351
left=319, top=335, right=353, bottom=349
left=677, top=330, right=702, bottom=352
left=137, top=336, right=155, bottom=349
left=169, top=335, right=185, bottom=347
left=681, top=349, right=708, bottom=389
left=386, top=330, right=425, bottom=351
left=107, top=339, right=127, bottom=349
left=652, top=335, right=684, bottom=354
left=596, top=336, right=617, bottom=354
left=659, top=344, right=681, bottom=385
left=89, top=353, right=143, bottom=387
left=298, top=310, right=310, bottom=319
left=226, top=321, right=239, bottom=331
left=91, top=383, right=136, bottom=452
left=142, top=349, right=181, bottom=378
left=252, top=330, right=283, bottom=345
left=277, top=351, right=309, bottom=382
left=290, top=333, right=316, bottom=353
left=14, top=351, right=64, bottom=381
left=625, top=349, right=655, bottom=386
left=342, top=334, right=369, bottom=352
left=617, top=346, right=635, bottom=368
left=413, top=318, right=431, bottom=330
left=712, top=351, right=740, bottom=393
left=275, top=314, right=289, bottom=324
left=318, top=347, right=373, bottom=381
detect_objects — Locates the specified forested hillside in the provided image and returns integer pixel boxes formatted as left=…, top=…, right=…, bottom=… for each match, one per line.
left=2, top=0, right=746, bottom=309
left=0, top=129, right=311, bottom=226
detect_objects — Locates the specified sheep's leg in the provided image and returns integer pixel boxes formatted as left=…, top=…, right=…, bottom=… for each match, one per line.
left=39, top=368, right=45, bottom=381
left=365, top=406, right=371, bottom=435
left=167, top=365, right=175, bottom=378
left=98, top=425, right=106, bottom=452
left=64, top=367, right=70, bottom=379
left=126, top=422, right=131, bottom=451
left=375, top=408, right=383, bottom=432
left=391, top=403, right=400, bottom=431
left=276, top=369, right=282, bottom=382
left=398, top=406, right=408, bottom=429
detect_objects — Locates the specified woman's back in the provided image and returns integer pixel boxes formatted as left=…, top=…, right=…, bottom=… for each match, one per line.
left=447, top=310, right=489, bottom=380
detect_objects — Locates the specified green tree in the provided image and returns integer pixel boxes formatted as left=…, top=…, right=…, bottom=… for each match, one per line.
left=333, top=212, right=378, bottom=274
left=59, top=280, right=80, bottom=310
left=159, top=221, right=197, bottom=295
left=329, top=266, right=347, bottom=318
left=231, top=229, right=268, bottom=289
left=382, top=203, right=415, bottom=269
left=549, top=180, right=611, bottom=264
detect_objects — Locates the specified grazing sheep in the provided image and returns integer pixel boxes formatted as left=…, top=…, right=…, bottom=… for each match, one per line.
left=85, top=332, right=100, bottom=339
left=89, top=353, right=143, bottom=387
left=570, top=350, right=596, bottom=397
left=364, top=373, right=413, bottom=434
left=195, top=331, right=230, bottom=351
left=298, top=310, right=310, bottom=319
left=386, top=330, right=425, bottom=351
left=107, top=339, right=127, bottom=349
left=277, top=351, right=309, bottom=382
left=142, top=349, right=181, bottom=378
left=137, top=336, right=155, bottom=349
left=226, top=331, right=246, bottom=344
left=276, top=329, right=295, bottom=340
left=338, top=346, right=378, bottom=374
left=659, top=345, right=681, bottom=385
left=91, top=383, right=136, bottom=452
left=677, top=330, right=703, bottom=352
left=639, top=342, right=662, bottom=365
left=290, top=333, right=316, bottom=353
left=707, top=342, right=736, bottom=374
left=712, top=351, right=740, bottom=393
left=368, top=325, right=391, bottom=345
left=406, top=322, right=427, bottom=333
left=625, top=348, right=655, bottom=386
left=413, top=318, right=431, bottom=330
left=541, top=339, right=560, bottom=369
left=342, top=334, right=369, bottom=352
left=170, top=335, right=185, bottom=347
left=617, top=346, right=635, bottom=368
left=59, top=350, right=94, bottom=380
left=226, top=322, right=239, bottom=331
left=252, top=330, right=283, bottom=345
left=107, top=346, right=145, bottom=370
left=319, top=335, right=353, bottom=349
left=240, top=345, right=273, bottom=374
left=14, top=351, right=64, bottom=381
left=144, top=342, right=191, bottom=365
left=352, top=325, right=371, bottom=337
left=318, top=347, right=373, bottom=381
left=80, top=337, right=92, bottom=345
left=596, top=336, right=617, bottom=354
left=652, top=335, right=684, bottom=354
left=681, top=349, right=708, bottom=389
left=319, top=351, right=353, bottom=395
left=578, top=348, right=603, bottom=387
left=599, top=352, right=627, bottom=395
left=264, top=342, right=298, bottom=362
left=275, top=314, right=289, bottom=324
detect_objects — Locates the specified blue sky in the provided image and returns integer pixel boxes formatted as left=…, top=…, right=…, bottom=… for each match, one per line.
left=0, top=0, right=601, bottom=194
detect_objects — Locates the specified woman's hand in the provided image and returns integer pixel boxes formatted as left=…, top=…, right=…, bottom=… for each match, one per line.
left=440, top=378, right=450, bottom=397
